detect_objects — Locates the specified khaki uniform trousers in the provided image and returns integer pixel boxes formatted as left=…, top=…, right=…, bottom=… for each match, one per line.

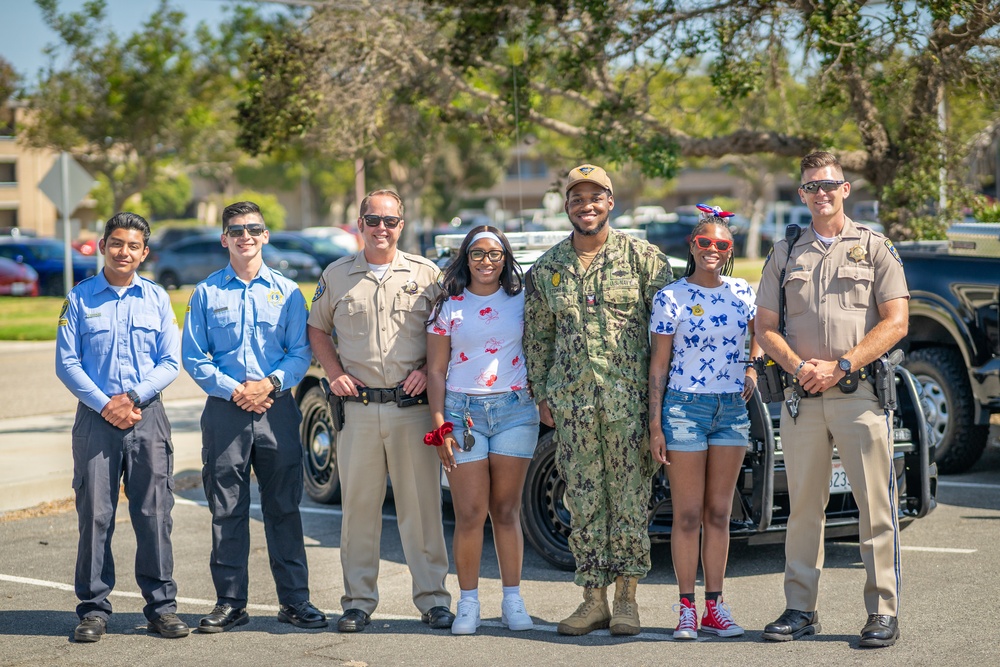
left=337, top=400, right=451, bottom=615
left=780, top=381, right=901, bottom=617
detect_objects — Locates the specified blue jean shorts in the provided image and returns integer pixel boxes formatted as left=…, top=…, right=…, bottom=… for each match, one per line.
left=660, top=389, right=751, bottom=452
left=443, top=388, right=540, bottom=464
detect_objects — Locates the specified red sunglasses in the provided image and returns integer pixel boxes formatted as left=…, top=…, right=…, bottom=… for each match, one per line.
left=692, top=235, right=733, bottom=252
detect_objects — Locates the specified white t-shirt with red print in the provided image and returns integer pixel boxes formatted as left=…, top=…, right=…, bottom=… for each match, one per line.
left=427, top=288, right=528, bottom=395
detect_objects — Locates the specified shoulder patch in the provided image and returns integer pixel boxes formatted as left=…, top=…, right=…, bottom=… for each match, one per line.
left=763, top=246, right=774, bottom=268
left=525, top=268, right=536, bottom=297
left=312, top=276, right=326, bottom=302
left=885, top=238, right=902, bottom=265
left=58, top=299, right=69, bottom=321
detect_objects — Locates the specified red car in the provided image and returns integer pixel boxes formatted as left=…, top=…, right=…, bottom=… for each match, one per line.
left=0, top=257, right=39, bottom=297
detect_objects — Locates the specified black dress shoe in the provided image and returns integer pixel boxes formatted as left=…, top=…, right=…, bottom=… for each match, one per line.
left=421, top=606, right=456, bottom=630
left=147, top=612, right=191, bottom=638
left=278, top=600, right=329, bottom=629
left=74, top=616, right=107, bottom=643
left=859, top=614, right=899, bottom=648
left=762, top=609, right=821, bottom=641
left=198, top=604, right=249, bottom=633
left=337, top=608, right=371, bottom=633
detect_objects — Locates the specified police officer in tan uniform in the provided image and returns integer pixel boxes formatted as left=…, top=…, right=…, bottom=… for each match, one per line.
left=756, top=152, right=909, bottom=648
left=307, top=189, right=454, bottom=633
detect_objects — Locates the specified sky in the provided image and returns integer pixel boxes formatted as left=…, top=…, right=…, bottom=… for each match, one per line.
left=0, top=0, right=283, bottom=84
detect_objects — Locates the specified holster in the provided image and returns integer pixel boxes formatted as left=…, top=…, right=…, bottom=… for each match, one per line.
left=871, top=350, right=904, bottom=410
left=396, top=390, right=428, bottom=408
left=836, top=365, right=869, bottom=394
left=752, top=355, right=786, bottom=404
left=321, top=378, right=346, bottom=432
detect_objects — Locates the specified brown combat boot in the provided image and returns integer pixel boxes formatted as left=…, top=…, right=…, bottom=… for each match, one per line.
left=610, top=575, right=641, bottom=635
left=556, top=586, right=611, bottom=636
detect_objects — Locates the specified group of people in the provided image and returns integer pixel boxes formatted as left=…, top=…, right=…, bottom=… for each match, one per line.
left=56, top=150, right=908, bottom=649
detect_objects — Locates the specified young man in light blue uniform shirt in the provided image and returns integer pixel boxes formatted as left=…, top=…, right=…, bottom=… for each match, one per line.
left=56, top=211, right=189, bottom=642
left=182, top=200, right=325, bottom=633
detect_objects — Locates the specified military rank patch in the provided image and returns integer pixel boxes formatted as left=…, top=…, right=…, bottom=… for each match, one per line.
left=885, top=239, right=902, bottom=265
left=312, top=276, right=326, bottom=302
left=267, top=289, right=285, bottom=307
left=692, top=304, right=705, bottom=316
left=552, top=272, right=561, bottom=287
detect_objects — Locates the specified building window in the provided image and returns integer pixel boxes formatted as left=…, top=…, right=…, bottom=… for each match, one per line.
left=0, top=209, right=17, bottom=227
left=0, top=161, right=14, bottom=184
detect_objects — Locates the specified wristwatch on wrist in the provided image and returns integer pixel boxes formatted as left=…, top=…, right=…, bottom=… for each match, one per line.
left=126, top=389, right=141, bottom=406
left=837, top=357, right=852, bottom=373
left=267, top=374, right=282, bottom=391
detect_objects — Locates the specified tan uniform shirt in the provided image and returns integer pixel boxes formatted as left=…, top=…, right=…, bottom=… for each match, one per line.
left=308, top=250, right=442, bottom=388
left=757, top=217, right=909, bottom=360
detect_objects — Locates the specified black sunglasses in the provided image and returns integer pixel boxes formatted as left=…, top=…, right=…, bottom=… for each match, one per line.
left=362, top=214, right=402, bottom=229
left=468, top=249, right=504, bottom=262
left=800, top=180, right=846, bottom=194
left=225, top=223, right=266, bottom=237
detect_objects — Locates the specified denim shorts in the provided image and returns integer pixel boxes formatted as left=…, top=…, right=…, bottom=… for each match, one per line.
left=660, top=389, right=751, bottom=452
left=443, top=388, right=540, bottom=464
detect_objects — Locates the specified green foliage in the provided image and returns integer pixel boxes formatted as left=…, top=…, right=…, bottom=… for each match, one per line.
left=142, top=172, right=192, bottom=220
left=227, top=190, right=286, bottom=230
left=972, top=197, right=1000, bottom=222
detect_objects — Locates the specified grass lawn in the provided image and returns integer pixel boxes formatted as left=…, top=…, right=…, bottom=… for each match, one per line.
left=0, top=283, right=319, bottom=341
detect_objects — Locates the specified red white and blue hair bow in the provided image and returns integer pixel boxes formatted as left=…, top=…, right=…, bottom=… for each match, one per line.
left=696, top=203, right=735, bottom=219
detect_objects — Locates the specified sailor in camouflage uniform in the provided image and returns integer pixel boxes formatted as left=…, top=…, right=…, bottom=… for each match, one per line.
left=523, top=164, right=673, bottom=636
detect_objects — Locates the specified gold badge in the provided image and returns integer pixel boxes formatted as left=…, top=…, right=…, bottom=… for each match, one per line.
left=402, top=280, right=418, bottom=295
left=267, top=289, right=285, bottom=307
left=848, top=244, right=867, bottom=262
left=552, top=272, right=561, bottom=287
left=692, top=304, right=704, bottom=316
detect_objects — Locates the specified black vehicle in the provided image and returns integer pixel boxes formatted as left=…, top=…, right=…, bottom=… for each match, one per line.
left=896, top=224, right=1000, bottom=474
left=268, top=232, right=350, bottom=272
left=295, top=231, right=937, bottom=570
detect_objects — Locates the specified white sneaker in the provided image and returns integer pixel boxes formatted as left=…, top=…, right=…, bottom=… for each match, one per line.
left=451, top=598, right=481, bottom=635
left=501, top=595, right=534, bottom=631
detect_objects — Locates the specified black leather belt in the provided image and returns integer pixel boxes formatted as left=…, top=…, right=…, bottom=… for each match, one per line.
left=136, top=393, right=162, bottom=409
left=273, top=389, right=290, bottom=398
left=344, top=387, right=427, bottom=407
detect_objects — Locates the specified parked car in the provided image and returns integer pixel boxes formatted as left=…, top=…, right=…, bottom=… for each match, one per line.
left=152, top=235, right=321, bottom=289
left=0, top=238, right=97, bottom=296
left=267, top=232, right=351, bottom=272
left=295, top=230, right=937, bottom=570
left=0, top=227, right=36, bottom=238
left=0, top=257, right=39, bottom=297
left=300, top=226, right=362, bottom=256
left=613, top=205, right=678, bottom=228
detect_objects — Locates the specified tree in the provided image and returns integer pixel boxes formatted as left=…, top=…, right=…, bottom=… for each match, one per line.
left=22, top=0, right=224, bottom=212
left=248, top=1, right=1000, bottom=239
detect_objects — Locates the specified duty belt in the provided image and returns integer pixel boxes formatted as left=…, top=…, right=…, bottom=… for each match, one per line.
left=344, top=386, right=427, bottom=407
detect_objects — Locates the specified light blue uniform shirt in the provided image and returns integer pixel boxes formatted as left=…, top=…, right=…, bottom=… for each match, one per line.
left=55, top=271, right=180, bottom=413
left=182, top=263, right=310, bottom=400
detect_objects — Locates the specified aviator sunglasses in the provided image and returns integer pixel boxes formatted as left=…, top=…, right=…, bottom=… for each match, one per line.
left=800, top=179, right=846, bottom=194
left=362, top=214, right=402, bottom=229
left=225, top=223, right=266, bottom=238
left=468, top=249, right=504, bottom=262
left=692, top=235, right=732, bottom=252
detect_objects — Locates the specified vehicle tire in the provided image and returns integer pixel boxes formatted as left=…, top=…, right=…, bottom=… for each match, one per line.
left=157, top=270, right=180, bottom=290
left=906, top=346, right=990, bottom=474
left=299, top=385, right=341, bottom=504
left=44, top=274, right=63, bottom=297
left=520, top=430, right=575, bottom=571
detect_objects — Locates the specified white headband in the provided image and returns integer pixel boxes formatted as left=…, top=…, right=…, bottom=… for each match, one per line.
left=470, top=231, right=503, bottom=246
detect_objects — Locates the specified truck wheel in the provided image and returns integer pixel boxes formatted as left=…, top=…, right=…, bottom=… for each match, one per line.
left=157, top=270, right=180, bottom=290
left=520, top=430, right=575, bottom=571
left=299, top=386, right=341, bottom=504
left=906, top=346, right=989, bottom=474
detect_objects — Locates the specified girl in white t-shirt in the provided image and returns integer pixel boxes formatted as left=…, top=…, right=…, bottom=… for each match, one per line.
left=648, top=206, right=763, bottom=641
left=426, top=226, right=540, bottom=635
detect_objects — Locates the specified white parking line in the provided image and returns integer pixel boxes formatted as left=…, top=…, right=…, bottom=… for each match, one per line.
left=937, top=480, right=1000, bottom=490
left=0, top=573, right=685, bottom=639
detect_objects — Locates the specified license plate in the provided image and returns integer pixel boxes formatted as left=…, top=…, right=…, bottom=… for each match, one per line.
left=10, top=282, right=26, bottom=295
left=830, top=461, right=852, bottom=494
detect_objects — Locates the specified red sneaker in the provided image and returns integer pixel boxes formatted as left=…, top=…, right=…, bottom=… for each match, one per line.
left=672, top=598, right=698, bottom=640
left=701, top=598, right=745, bottom=637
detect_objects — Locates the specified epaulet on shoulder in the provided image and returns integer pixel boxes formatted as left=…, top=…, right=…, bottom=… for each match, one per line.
left=407, top=253, right=440, bottom=271
left=856, top=223, right=887, bottom=239
left=76, top=274, right=97, bottom=285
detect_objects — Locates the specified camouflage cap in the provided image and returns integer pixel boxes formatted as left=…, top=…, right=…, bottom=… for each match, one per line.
left=565, top=164, right=613, bottom=197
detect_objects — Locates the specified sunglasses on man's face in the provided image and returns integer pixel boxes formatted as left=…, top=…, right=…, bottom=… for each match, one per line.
left=692, top=235, right=732, bottom=252
left=468, top=249, right=504, bottom=262
left=225, top=223, right=266, bottom=238
left=362, top=214, right=402, bottom=229
left=800, top=179, right=846, bottom=194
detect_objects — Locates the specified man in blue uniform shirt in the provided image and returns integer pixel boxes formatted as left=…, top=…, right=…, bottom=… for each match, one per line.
left=182, top=200, right=325, bottom=632
left=56, top=211, right=189, bottom=642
